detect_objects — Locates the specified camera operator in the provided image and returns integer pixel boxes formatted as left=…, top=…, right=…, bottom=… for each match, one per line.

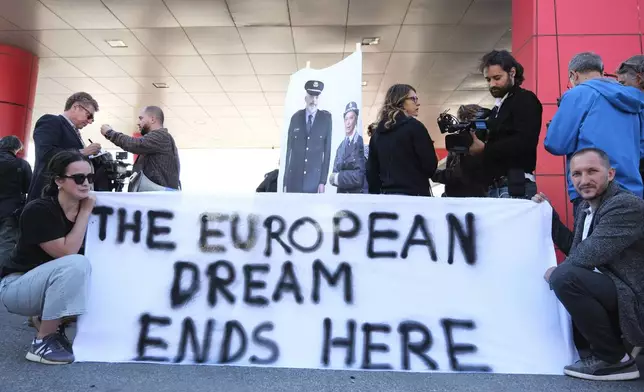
left=546, top=52, right=644, bottom=219
left=28, top=92, right=101, bottom=203
left=432, top=105, right=488, bottom=197
left=0, top=136, right=31, bottom=261
left=100, top=106, right=180, bottom=192
left=467, top=50, right=543, bottom=199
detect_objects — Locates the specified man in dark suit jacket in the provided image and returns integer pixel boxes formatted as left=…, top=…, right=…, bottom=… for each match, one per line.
left=534, top=148, right=644, bottom=381
left=28, top=92, right=101, bottom=202
left=329, top=101, right=365, bottom=193
left=283, top=80, right=332, bottom=193
left=467, top=50, right=543, bottom=199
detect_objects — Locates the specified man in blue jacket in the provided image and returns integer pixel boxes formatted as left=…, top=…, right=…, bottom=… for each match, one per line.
left=545, top=52, right=644, bottom=218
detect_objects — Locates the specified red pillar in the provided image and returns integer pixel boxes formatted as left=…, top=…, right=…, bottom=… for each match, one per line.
left=512, top=0, right=643, bottom=261
left=0, top=45, right=38, bottom=157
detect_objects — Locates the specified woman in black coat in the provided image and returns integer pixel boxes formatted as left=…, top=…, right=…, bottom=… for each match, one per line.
left=366, top=84, right=438, bottom=196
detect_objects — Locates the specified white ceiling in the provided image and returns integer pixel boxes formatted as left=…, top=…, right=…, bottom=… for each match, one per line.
left=0, top=0, right=511, bottom=149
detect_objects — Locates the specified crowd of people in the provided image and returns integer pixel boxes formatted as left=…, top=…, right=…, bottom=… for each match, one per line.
left=0, top=49, right=643, bottom=382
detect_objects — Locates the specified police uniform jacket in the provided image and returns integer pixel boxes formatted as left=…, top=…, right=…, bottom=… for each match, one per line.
left=284, top=109, right=332, bottom=193
left=332, top=134, right=365, bottom=193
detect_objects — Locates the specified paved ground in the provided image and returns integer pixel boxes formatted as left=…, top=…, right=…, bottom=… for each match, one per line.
left=1, top=308, right=643, bottom=392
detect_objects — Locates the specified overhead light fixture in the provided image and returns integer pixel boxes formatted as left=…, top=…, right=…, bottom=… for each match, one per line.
left=153, top=82, right=169, bottom=89
left=106, top=39, right=128, bottom=48
left=361, top=81, right=368, bottom=87
left=194, top=120, right=206, bottom=125
left=361, top=37, right=380, bottom=46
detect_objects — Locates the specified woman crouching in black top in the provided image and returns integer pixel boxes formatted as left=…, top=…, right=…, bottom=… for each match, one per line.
left=0, top=150, right=95, bottom=365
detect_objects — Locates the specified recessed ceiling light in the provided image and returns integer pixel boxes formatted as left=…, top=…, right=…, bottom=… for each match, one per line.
left=153, top=82, right=169, bottom=88
left=106, top=39, right=127, bottom=48
left=361, top=37, right=380, bottom=46
left=361, top=81, right=368, bottom=86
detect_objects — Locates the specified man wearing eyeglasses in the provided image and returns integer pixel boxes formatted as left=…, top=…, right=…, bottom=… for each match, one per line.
left=616, top=55, right=644, bottom=189
left=545, top=52, right=644, bottom=220
left=27, top=92, right=101, bottom=203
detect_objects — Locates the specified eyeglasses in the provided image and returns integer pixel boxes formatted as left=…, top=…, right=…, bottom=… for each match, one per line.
left=76, top=104, right=94, bottom=121
left=61, top=173, right=95, bottom=185
left=407, top=96, right=419, bottom=104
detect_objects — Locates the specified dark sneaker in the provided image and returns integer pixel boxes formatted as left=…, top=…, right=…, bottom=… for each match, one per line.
left=564, top=355, right=640, bottom=381
left=57, top=324, right=73, bottom=354
left=25, top=334, right=75, bottom=365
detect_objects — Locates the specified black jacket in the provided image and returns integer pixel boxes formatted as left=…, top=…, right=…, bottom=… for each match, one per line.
left=28, top=114, right=85, bottom=202
left=367, top=115, right=438, bottom=196
left=432, top=152, right=487, bottom=197
left=472, top=85, right=543, bottom=184
left=256, top=169, right=278, bottom=192
left=0, top=150, right=32, bottom=219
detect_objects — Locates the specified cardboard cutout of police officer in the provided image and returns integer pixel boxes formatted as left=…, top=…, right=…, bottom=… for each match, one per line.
left=283, top=80, right=333, bottom=193
left=329, top=101, right=365, bottom=193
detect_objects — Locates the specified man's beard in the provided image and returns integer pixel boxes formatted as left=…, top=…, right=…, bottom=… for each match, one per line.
left=140, top=125, right=151, bottom=135
left=489, top=79, right=513, bottom=98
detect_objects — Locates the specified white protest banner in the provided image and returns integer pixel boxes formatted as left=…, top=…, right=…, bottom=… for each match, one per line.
left=74, top=192, right=575, bottom=375
left=278, top=49, right=364, bottom=194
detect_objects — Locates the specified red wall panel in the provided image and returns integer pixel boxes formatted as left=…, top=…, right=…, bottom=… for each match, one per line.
left=512, top=0, right=536, bottom=52
left=0, top=46, right=36, bottom=107
left=536, top=35, right=561, bottom=105
left=0, top=103, right=27, bottom=139
left=513, top=37, right=536, bottom=92
left=0, top=45, right=38, bottom=153
left=27, top=57, right=39, bottom=110
left=557, top=35, right=642, bottom=92
left=555, top=0, right=640, bottom=35
left=536, top=104, right=565, bottom=175
left=640, top=0, right=644, bottom=37
left=536, top=0, right=556, bottom=35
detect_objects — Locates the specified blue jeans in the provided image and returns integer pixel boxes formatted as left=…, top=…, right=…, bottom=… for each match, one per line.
left=488, top=181, right=538, bottom=199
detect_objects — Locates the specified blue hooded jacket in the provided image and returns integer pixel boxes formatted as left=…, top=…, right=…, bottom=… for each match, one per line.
left=545, top=78, right=644, bottom=200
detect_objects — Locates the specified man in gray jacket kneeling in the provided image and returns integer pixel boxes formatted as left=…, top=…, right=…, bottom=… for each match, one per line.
left=534, top=147, right=644, bottom=381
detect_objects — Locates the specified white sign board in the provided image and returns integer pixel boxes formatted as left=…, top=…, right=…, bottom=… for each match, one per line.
left=74, top=192, right=575, bottom=374
left=278, top=51, right=364, bottom=194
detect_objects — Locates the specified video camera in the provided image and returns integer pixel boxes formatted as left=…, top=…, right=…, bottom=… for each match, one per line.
left=90, top=151, right=133, bottom=192
left=437, top=107, right=492, bottom=154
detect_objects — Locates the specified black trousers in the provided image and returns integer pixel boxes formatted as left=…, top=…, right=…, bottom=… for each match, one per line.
left=550, top=263, right=625, bottom=363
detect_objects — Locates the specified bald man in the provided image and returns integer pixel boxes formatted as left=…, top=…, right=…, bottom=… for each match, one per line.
left=101, top=106, right=181, bottom=192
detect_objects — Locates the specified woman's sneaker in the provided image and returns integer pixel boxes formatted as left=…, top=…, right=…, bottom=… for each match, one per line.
left=25, top=334, right=75, bottom=365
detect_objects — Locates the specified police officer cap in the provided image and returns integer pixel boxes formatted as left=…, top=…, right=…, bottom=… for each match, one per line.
left=305, top=80, right=324, bottom=96
left=343, top=101, right=359, bottom=117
